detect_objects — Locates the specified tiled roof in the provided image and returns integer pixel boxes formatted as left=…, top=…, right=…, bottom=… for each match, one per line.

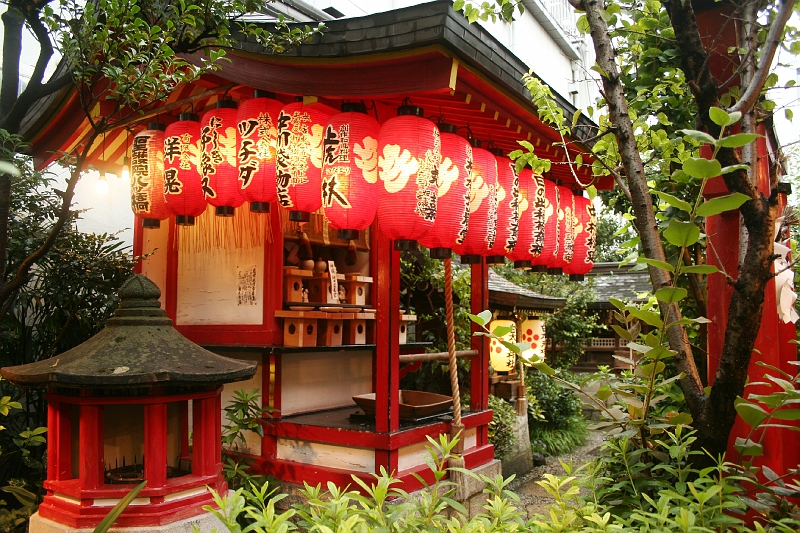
left=585, top=262, right=651, bottom=308
left=488, top=270, right=567, bottom=312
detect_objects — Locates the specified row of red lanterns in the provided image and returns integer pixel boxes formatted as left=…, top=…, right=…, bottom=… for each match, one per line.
left=127, top=93, right=596, bottom=278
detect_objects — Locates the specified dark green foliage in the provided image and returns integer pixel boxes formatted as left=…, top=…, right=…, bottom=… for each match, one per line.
left=594, top=210, right=635, bottom=262
left=525, top=370, right=583, bottom=430
left=529, top=416, right=587, bottom=456
left=487, top=395, right=517, bottom=460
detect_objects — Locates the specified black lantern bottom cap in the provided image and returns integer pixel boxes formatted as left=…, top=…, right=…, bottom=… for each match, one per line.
left=459, top=255, right=482, bottom=265
left=394, top=239, right=418, bottom=251
left=530, top=265, right=547, bottom=273
left=429, top=248, right=452, bottom=259
left=142, top=219, right=161, bottom=229
left=216, top=206, right=235, bottom=217
left=547, top=268, right=563, bottom=275
left=569, top=274, right=585, bottom=281
left=514, top=260, right=532, bottom=270
left=338, top=229, right=359, bottom=240
left=486, top=255, right=505, bottom=266
left=250, top=202, right=270, bottom=213
left=289, top=210, right=310, bottom=222
left=175, top=215, right=195, bottom=226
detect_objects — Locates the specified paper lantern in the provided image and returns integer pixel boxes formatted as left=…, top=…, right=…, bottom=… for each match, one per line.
left=237, top=90, right=284, bottom=213
left=200, top=100, right=243, bottom=216
left=276, top=98, right=336, bottom=222
left=452, top=141, right=498, bottom=263
left=486, top=151, right=520, bottom=265
left=549, top=184, right=575, bottom=273
left=489, top=319, right=517, bottom=373
left=130, top=123, right=169, bottom=228
left=419, top=123, right=472, bottom=258
left=564, top=193, right=597, bottom=281
left=322, top=103, right=381, bottom=239
left=163, top=113, right=205, bottom=226
left=531, top=179, right=559, bottom=271
left=506, top=168, right=536, bottom=269
left=377, top=104, right=440, bottom=250
left=519, top=317, right=546, bottom=362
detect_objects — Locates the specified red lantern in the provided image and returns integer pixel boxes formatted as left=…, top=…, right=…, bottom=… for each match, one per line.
left=485, top=151, right=520, bottom=265
left=564, top=193, right=597, bottom=280
left=276, top=98, right=336, bottom=222
left=549, top=184, right=575, bottom=273
left=163, top=113, right=206, bottom=226
left=237, top=90, right=283, bottom=213
left=531, top=179, right=560, bottom=271
left=452, top=142, right=498, bottom=263
left=200, top=100, right=243, bottom=216
left=322, top=103, right=381, bottom=239
left=506, top=168, right=537, bottom=269
left=377, top=104, right=440, bottom=250
left=130, top=123, right=169, bottom=229
left=419, top=123, right=472, bottom=258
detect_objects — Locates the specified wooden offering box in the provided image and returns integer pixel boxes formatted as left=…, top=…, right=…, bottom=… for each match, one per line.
left=340, top=275, right=373, bottom=306
left=284, top=268, right=313, bottom=302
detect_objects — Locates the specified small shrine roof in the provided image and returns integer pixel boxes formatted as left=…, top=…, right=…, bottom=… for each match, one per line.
left=488, top=270, right=567, bottom=312
left=0, top=275, right=257, bottom=389
left=585, top=262, right=652, bottom=309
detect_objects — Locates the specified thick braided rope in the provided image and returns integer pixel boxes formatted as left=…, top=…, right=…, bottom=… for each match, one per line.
left=444, top=257, right=462, bottom=427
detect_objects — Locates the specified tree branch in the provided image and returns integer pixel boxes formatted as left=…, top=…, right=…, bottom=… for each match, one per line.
left=0, top=6, right=24, bottom=121
left=24, top=8, right=54, bottom=89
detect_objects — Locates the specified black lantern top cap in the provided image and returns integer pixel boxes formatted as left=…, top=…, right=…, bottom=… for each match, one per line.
left=0, top=275, right=257, bottom=389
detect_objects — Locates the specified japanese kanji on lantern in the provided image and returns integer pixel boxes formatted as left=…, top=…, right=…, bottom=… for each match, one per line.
left=377, top=103, right=441, bottom=251
left=564, top=192, right=597, bottom=281
left=485, top=150, right=520, bottom=266
left=519, top=317, right=545, bottom=362
left=201, top=100, right=243, bottom=217
left=130, top=122, right=169, bottom=229
left=419, top=123, right=472, bottom=259
left=506, top=167, right=537, bottom=269
left=322, top=102, right=381, bottom=239
left=163, top=113, right=205, bottom=226
left=550, top=184, right=575, bottom=274
left=237, top=90, right=284, bottom=213
left=489, top=318, right=517, bottom=373
left=531, top=178, right=559, bottom=271
left=452, top=139, right=498, bottom=264
left=276, top=97, right=336, bottom=222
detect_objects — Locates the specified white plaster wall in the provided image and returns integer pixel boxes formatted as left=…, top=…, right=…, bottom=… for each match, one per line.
left=277, top=438, right=375, bottom=472
left=280, top=350, right=372, bottom=415
left=510, top=15, right=574, bottom=99
left=141, top=223, right=169, bottom=308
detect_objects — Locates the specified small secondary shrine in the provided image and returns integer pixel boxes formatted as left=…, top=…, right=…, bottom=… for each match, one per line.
left=21, top=2, right=609, bottom=510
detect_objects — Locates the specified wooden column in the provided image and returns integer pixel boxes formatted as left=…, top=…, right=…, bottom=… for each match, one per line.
left=165, top=217, right=179, bottom=321
left=470, top=259, right=490, bottom=446
left=79, top=405, right=104, bottom=490
left=47, top=399, right=74, bottom=481
left=133, top=216, right=143, bottom=275
left=192, top=397, right=216, bottom=476
left=374, top=232, right=400, bottom=434
left=144, top=403, right=168, bottom=488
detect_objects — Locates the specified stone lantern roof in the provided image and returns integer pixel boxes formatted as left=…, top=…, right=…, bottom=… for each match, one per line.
left=1, top=275, right=257, bottom=388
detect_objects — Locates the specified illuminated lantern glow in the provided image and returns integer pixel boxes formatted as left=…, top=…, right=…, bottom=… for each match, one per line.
left=163, top=113, right=205, bottom=226
left=452, top=141, right=498, bottom=264
left=130, top=122, right=169, bottom=229
left=486, top=151, right=520, bottom=266
left=419, top=123, right=472, bottom=258
left=564, top=193, right=597, bottom=281
left=377, top=104, right=441, bottom=251
left=489, top=319, right=517, bottom=373
left=531, top=179, right=560, bottom=271
left=549, top=184, right=575, bottom=274
left=200, top=100, right=243, bottom=217
left=322, top=102, right=381, bottom=239
left=506, top=168, right=540, bottom=269
left=276, top=98, right=336, bottom=222
left=237, top=90, right=284, bottom=213
left=519, top=317, right=546, bottom=362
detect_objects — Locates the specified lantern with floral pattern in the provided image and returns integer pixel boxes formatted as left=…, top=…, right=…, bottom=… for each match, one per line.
left=489, top=318, right=517, bottom=373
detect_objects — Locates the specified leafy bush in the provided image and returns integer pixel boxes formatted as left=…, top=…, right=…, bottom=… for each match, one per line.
left=525, top=369, right=583, bottom=429
left=487, top=395, right=517, bottom=460
left=530, top=416, right=588, bottom=456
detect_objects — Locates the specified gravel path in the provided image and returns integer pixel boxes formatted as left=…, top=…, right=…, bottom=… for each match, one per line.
left=507, top=430, right=605, bottom=518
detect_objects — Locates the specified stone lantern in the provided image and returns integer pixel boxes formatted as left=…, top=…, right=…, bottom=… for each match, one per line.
left=1, top=275, right=257, bottom=532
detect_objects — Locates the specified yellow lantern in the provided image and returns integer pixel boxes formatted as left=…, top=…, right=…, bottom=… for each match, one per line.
left=489, top=319, right=517, bottom=373
left=519, top=317, right=546, bottom=362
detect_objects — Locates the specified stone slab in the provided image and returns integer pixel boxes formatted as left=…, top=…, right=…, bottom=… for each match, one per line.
left=29, top=511, right=225, bottom=533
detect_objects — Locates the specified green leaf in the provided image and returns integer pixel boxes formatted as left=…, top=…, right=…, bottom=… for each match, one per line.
left=637, top=257, right=675, bottom=272
left=681, top=265, right=719, bottom=274
left=655, top=287, right=687, bottom=303
left=734, top=398, right=768, bottom=428
left=468, top=310, right=492, bottom=327
left=596, top=385, right=612, bottom=401
left=683, top=157, right=722, bottom=179
left=771, top=409, right=800, bottom=421
left=709, top=107, right=732, bottom=127
left=491, top=325, right=513, bottom=337
left=93, top=481, right=147, bottom=533
left=663, top=220, right=700, bottom=247
left=655, top=191, right=692, bottom=213
left=627, top=308, right=664, bottom=328
left=608, top=297, right=626, bottom=311
left=696, top=193, right=750, bottom=216
left=532, top=362, right=555, bottom=376
left=721, top=164, right=749, bottom=174
left=0, top=161, right=21, bottom=177
left=717, top=133, right=760, bottom=148
left=679, top=130, right=716, bottom=145
left=734, top=437, right=763, bottom=457
left=666, top=412, right=693, bottom=426
left=612, top=325, right=633, bottom=342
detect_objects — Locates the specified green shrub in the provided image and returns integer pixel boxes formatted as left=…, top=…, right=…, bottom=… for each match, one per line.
left=530, top=416, right=588, bottom=456
left=487, top=395, right=517, bottom=460
left=525, top=369, right=582, bottom=429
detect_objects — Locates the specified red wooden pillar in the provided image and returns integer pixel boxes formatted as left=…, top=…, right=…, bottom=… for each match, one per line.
left=79, top=404, right=104, bottom=490
left=179, top=401, right=190, bottom=459
left=133, top=216, right=143, bottom=275
left=144, top=403, right=168, bottom=488
left=470, top=259, right=490, bottom=446
left=47, top=397, right=73, bottom=481
left=165, top=218, right=179, bottom=321
left=192, top=397, right=216, bottom=476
